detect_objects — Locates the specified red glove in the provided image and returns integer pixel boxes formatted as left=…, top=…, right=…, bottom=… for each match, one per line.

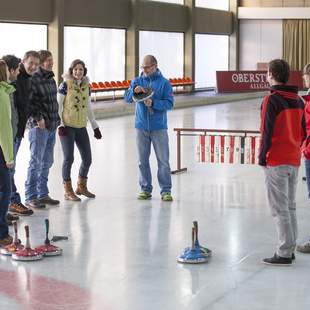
left=94, top=128, right=102, bottom=139
left=58, top=126, right=67, bottom=136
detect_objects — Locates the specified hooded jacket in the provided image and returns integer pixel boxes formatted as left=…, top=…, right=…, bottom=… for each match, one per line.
left=0, top=81, right=15, bottom=163
left=259, top=84, right=306, bottom=166
left=57, top=74, right=98, bottom=129
left=124, top=69, right=174, bottom=131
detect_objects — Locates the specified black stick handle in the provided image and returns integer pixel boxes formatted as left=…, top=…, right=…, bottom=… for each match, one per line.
left=45, top=219, right=50, bottom=245
left=191, top=227, right=195, bottom=249
left=193, top=221, right=199, bottom=245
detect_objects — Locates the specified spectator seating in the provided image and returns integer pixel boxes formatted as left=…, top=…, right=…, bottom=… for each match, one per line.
left=90, top=77, right=195, bottom=101
left=169, top=77, right=195, bottom=92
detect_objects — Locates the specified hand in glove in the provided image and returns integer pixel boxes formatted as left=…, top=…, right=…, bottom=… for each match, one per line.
left=94, top=127, right=102, bottom=139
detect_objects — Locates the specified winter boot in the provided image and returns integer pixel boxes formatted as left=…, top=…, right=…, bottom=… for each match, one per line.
left=76, top=176, right=95, bottom=198
left=64, top=180, right=81, bottom=201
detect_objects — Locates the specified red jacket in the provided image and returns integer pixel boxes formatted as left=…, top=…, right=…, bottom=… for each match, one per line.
left=259, top=85, right=306, bottom=166
left=302, top=94, right=310, bottom=159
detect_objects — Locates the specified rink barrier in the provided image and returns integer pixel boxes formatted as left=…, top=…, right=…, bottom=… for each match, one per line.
left=171, top=128, right=260, bottom=174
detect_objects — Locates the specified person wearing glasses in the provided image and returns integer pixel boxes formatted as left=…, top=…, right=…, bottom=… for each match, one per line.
left=124, top=55, right=174, bottom=201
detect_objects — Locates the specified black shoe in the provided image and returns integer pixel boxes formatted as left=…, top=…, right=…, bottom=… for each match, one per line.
left=6, top=213, right=19, bottom=221
left=262, top=253, right=292, bottom=266
left=302, top=176, right=307, bottom=181
left=38, top=195, right=60, bottom=205
left=25, top=199, right=46, bottom=209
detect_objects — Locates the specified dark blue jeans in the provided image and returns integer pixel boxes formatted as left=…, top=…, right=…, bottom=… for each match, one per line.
left=0, top=147, right=11, bottom=238
left=305, top=159, right=310, bottom=198
left=59, top=127, right=92, bottom=181
left=10, top=136, right=22, bottom=204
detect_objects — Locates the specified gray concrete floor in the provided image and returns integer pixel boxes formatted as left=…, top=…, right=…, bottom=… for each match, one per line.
left=1, top=98, right=310, bottom=310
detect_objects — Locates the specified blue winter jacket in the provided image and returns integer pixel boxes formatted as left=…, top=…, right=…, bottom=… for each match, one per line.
left=124, top=70, right=174, bottom=131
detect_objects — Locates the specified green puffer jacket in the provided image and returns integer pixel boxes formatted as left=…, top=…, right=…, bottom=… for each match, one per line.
left=0, top=81, right=15, bottom=163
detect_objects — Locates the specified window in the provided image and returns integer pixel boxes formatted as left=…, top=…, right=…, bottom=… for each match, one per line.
left=195, top=34, right=229, bottom=88
left=0, top=23, right=47, bottom=58
left=139, top=31, right=184, bottom=79
left=64, top=26, right=125, bottom=82
left=196, top=0, right=229, bottom=11
left=146, top=0, right=183, bottom=4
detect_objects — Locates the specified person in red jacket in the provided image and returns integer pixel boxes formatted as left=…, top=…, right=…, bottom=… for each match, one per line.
left=259, top=59, right=306, bottom=265
left=297, top=63, right=310, bottom=254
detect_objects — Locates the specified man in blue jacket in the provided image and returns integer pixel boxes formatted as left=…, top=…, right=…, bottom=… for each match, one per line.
left=124, top=55, right=174, bottom=201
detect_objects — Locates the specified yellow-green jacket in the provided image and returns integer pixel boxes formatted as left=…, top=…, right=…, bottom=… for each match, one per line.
left=0, top=81, right=15, bottom=163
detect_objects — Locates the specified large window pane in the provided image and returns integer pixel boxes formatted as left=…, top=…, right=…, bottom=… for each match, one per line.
left=64, top=27, right=125, bottom=82
left=139, top=31, right=184, bottom=79
left=0, top=23, right=47, bottom=58
left=195, top=34, right=229, bottom=88
left=196, top=0, right=229, bottom=11
left=146, top=0, right=183, bottom=4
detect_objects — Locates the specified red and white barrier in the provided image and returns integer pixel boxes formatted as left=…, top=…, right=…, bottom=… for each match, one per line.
left=197, top=134, right=260, bottom=164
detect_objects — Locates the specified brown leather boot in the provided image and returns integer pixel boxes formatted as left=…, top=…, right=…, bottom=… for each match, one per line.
left=76, top=176, right=95, bottom=198
left=64, top=180, right=81, bottom=201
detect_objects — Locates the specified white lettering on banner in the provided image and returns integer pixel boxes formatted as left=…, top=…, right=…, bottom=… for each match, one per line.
left=232, top=74, right=238, bottom=83
left=231, top=72, right=269, bottom=86
left=250, top=83, right=269, bottom=89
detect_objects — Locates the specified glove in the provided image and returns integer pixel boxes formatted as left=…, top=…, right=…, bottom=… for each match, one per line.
left=94, top=127, right=102, bottom=139
left=58, top=126, right=67, bottom=136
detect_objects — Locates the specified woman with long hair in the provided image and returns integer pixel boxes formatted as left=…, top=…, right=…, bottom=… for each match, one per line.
left=57, top=59, right=102, bottom=201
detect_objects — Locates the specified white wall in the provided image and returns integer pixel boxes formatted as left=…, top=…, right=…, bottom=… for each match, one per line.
left=239, top=20, right=282, bottom=70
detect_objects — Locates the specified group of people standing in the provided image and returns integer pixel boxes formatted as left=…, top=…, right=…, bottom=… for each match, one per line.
left=0, top=51, right=102, bottom=246
left=0, top=52, right=175, bottom=247
left=6, top=52, right=310, bottom=265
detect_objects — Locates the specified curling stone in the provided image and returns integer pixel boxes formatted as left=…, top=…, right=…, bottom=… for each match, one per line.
left=12, top=225, right=43, bottom=261
left=1, top=221, right=24, bottom=256
left=35, top=219, right=62, bottom=256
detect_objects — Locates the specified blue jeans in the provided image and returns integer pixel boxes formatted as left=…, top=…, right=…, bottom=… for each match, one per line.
left=136, top=129, right=172, bottom=194
left=59, top=127, right=92, bottom=181
left=25, top=128, right=56, bottom=202
left=0, top=147, right=11, bottom=238
left=305, top=159, right=310, bottom=198
left=10, top=136, right=22, bottom=204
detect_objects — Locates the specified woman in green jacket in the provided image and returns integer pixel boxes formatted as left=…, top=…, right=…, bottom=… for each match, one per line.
left=0, top=60, right=15, bottom=246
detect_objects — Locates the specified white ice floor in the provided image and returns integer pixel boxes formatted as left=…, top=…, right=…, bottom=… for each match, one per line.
left=1, top=98, right=310, bottom=310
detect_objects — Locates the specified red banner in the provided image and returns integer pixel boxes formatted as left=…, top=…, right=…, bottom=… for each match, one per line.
left=216, top=71, right=304, bottom=93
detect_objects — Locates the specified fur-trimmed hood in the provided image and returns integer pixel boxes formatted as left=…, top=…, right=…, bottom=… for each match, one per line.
left=61, top=73, right=90, bottom=84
